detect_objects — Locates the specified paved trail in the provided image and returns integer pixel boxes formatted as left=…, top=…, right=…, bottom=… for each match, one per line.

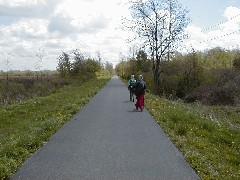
left=11, top=76, right=199, bottom=180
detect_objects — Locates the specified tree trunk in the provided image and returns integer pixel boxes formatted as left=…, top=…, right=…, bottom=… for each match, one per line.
left=153, top=68, right=160, bottom=94
left=153, top=57, right=161, bottom=95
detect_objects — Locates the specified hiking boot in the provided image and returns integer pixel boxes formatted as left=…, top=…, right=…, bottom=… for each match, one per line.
left=135, top=105, right=138, bottom=110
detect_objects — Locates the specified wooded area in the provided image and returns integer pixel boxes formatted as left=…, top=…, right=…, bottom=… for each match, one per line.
left=116, top=47, right=240, bottom=106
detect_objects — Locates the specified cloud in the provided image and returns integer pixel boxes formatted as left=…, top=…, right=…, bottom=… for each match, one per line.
left=48, top=15, right=78, bottom=35
left=224, top=6, right=240, bottom=19
left=73, top=15, right=109, bottom=34
left=181, top=6, right=240, bottom=52
left=0, top=0, right=62, bottom=18
left=220, top=6, right=240, bottom=32
left=1, top=19, right=48, bottom=39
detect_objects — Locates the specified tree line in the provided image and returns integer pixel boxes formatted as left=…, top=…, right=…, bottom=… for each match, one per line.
left=116, top=47, right=240, bottom=105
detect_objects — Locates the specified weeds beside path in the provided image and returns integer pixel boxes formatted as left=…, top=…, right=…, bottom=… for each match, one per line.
left=145, top=93, right=240, bottom=179
left=0, top=76, right=111, bottom=179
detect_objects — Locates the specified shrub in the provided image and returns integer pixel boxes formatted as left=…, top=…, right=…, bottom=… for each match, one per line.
left=233, top=57, right=240, bottom=70
left=209, top=86, right=235, bottom=105
left=0, top=74, right=74, bottom=105
left=184, top=68, right=240, bottom=105
left=177, top=126, right=187, bottom=136
left=0, top=82, right=27, bottom=104
left=185, top=84, right=236, bottom=105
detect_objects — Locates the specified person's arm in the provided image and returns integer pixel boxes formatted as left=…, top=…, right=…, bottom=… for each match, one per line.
left=135, top=81, right=139, bottom=90
left=132, top=80, right=136, bottom=87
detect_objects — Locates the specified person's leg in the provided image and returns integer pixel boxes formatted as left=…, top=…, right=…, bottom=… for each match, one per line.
left=131, top=90, right=134, bottom=102
left=135, top=95, right=139, bottom=109
left=130, top=90, right=132, bottom=101
left=138, top=94, right=144, bottom=111
left=143, top=95, right=144, bottom=108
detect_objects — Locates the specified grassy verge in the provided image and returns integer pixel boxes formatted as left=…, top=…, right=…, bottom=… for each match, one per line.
left=145, top=93, right=240, bottom=179
left=0, top=74, right=111, bottom=179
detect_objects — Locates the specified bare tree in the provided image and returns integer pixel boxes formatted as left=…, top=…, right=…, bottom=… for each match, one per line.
left=105, top=61, right=114, bottom=74
left=35, top=49, right=45, bottom=82
left=123, top=0, right=190, bottom=93
left=119, top=53, right=126, bottom=77
left=96, top=51, right=103, bottom=68
left=4, top=59, right=11, bottom=92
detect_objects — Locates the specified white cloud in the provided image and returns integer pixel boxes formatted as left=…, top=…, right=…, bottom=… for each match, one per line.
left=224, top=6, right=240, bottom=20
left=0, top=0, right=62, bottom=18
left=71, top=14, right=109, bottom=34
left=181, top=6, right=240, bottom=53
left=0, top=0, right=46, bottom=7
left=48, top=15, right=78, bottom=35
left=1, top=19, right=48, bottom=39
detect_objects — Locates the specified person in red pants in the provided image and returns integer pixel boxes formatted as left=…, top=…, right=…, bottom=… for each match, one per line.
left=134, top=75, right=146, bottom=112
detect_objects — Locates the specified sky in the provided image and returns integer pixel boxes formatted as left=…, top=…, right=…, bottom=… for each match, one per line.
left=0, top=0, right=240, bottom=71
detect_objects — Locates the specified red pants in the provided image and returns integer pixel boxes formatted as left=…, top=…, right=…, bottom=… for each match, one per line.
left=135, top=94, right=144, bottom=111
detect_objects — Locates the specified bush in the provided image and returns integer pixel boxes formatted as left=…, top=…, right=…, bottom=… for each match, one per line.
left=185, top=84, right=236, bottom=105
left=0, top=76, right=63, bottom=105
left=233, top=57, right=240, bottom=70
left=0, top=82, right=27, bottom=104
left=209, top=85, right=235, bottom=105
left=184, top=67, right=240, bottom=105
left=184, top=92, right=203, bottom=103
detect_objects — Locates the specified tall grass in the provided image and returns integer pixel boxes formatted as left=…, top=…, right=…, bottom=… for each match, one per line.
left=145, top=93, right=240, bottom=179
left=0, top=73, right=111, bottom=179
left=0, top=72, right=62, bottom=105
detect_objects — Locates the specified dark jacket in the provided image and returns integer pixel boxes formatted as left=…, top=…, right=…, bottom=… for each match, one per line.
left=135, top=79, right=146, bottom=96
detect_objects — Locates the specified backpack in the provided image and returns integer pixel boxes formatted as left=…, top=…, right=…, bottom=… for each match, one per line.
left=136, top=80, right=145, bottom=95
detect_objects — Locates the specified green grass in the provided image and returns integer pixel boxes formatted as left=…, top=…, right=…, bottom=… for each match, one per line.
left=145, top=93, right=240, bottom=179
left=0, top=74, right=111, bottom=180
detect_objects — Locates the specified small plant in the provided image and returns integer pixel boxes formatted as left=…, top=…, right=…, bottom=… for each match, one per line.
left=177, top=126, right=187, bottom=136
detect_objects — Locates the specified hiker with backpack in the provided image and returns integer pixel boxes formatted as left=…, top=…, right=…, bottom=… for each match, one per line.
left=135, top=75, right=146, bottom=112
left=128, top=74, right=136, bottom=102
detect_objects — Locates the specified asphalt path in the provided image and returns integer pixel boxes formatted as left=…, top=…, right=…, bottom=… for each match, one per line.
left=11, top=75, right=199, bottom=180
